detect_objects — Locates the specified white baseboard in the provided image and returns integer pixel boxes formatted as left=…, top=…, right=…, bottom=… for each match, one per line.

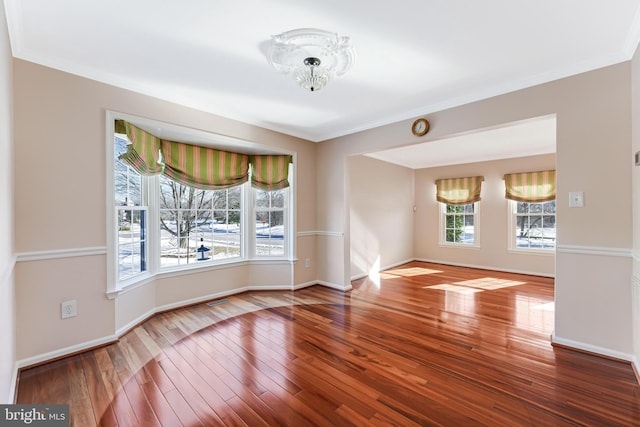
left=17, top=279, right=347, bottom=371
left=414, top=258, right=555, bottom=278
left=316, top=280, right=352, bottom=292
left=293, top=280, right=318, bottom=290
left=551, top=334, right=635, bottom=362
left=154, top=287, right=251, bottom=315
left=351, top=272, right=367, bottom=281
left=16, top=334, right=118, bottom=371
left=117, top=281, right=321, bottom=336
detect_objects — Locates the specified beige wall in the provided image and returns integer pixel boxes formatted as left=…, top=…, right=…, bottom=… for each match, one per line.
left=0, top=0, right=15, bottom=403
left=415, top=154, right=556, bottom=276
left=13, top=59, right=318, bottom=362
left=348, top=155, right=415, bottom=279
left=318, top=62, right=634, bottom=359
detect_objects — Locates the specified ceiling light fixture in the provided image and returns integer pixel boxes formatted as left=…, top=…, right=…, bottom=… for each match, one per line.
left=267, top=28, right=355, bottom=92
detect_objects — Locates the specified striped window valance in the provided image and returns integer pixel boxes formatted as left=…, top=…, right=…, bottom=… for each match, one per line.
left=115, top=120, right=164, bottom=175
left=435, top=176, right=484, bottom=205
left=503, top=170, right=556, bottom=202
left=161, top=140, right=249, bottom=190
left=115, top=120, right=292, bottom=190
left=250, top=155, right=293, bottom=191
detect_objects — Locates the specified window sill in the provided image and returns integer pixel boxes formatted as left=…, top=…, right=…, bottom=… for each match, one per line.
left=508, top=247, right=555, bottom=256
left=108, top=257, right=295, bottom=299
left=438, top=242, right=481, bottom=250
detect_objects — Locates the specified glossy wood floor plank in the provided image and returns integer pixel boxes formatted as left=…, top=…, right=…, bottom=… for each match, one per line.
left=16, top=262, right=640, bottom=426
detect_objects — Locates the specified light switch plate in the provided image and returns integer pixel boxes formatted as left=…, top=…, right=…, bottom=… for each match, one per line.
left=569, top=191, right=584, bottom=208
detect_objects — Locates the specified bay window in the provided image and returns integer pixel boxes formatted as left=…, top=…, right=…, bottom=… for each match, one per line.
left=108, top=116, right=293, bottom=292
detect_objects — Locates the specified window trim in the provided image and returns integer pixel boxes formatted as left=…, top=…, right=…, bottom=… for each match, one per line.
left=507, top=199, right=556, bottom=255
left=438, top=202, right=481, bottom=249
left=106, top=111, right=296, bottom=295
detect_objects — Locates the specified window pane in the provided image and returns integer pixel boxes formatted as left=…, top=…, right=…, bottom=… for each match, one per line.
left=211, top=190, right=227, bottom=209
left=443, top=203, right=475, bottom=245
left=256, top=190, right=270, bottom=208
left=529, top=203, right=542, bottom=213
left=446, top=204, right=461, bottom=213
left=516, top=216, right=529, bottom=237
left=271, top=190, right=285, bottom=208
left=117, top=208, right=147, bottom=280
left=159, top=182, right=242, bottom=267
left=445, top=215, right=455, bottom=229
left=161, top=212, right=191, bottom=266
left=513, top=199, right=555, bottom=250
left=228, top=187, right=241, bottom=208
left=516, top=202, right=529, bottom=214
left=114, top=136, right=142, bottom=206
left=543, top=200, right=556, bottom=213
left=255, top=189, right=286, bottom=256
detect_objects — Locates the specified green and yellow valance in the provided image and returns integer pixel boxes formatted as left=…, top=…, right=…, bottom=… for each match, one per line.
left=435, top=176, right=484, bottom=205
left=503, top=170, right=556, bottom=203
left=115, top=119, right=292, bottom=190
left=115, top=120, right=164, bottom=175
left=250, top=155, right=293, bottom=191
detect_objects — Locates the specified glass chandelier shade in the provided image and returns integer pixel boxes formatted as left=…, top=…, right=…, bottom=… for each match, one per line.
left=267, top=28, right=355, bottom=92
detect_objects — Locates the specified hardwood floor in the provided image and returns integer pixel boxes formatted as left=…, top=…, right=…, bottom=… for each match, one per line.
left=17, top=261, right=640, bottom=426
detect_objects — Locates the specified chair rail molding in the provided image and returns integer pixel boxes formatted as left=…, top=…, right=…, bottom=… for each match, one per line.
left=556, top=245, right=632, bottom=258
left=16, top=246, right=107, bottom=262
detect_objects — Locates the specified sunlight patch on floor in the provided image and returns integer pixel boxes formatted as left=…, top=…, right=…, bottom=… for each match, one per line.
left=424, top=277, right=525, bottom=293
left=516, top=298, right=554, bottom=332
left=532, top=301, right=554, bottom=311
left=381, top=267, right=443, bottom=279
left=428, top=284, right=482, bottom=294
left=368, top=256, right=381, bottom=287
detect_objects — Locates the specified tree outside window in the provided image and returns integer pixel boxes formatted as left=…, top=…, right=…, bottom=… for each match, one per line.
left=442, top=203, right=477, bottom=245
left=512, top=200, right=556, bottom=249
left=159, top=176, right=241, bottom=266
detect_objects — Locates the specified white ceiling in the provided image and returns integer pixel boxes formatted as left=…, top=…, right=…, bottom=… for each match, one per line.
left=4, top=0, right=640, bottom=158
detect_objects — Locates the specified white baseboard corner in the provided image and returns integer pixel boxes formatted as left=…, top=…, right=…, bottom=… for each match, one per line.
left=632, top=357, right=640, bottom=386
left=551, top=334, right=635, bottom=363
left=16, top=334, right=118, bottom=372
left=8, top=363, right=18, bottom=403
left=293, top=281, right=317, bottom=290
left=316, top=280, right=352, bottom=292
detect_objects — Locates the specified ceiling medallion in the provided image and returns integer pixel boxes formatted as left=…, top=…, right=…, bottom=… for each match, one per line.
left=266, top=28, right=355, bottom=92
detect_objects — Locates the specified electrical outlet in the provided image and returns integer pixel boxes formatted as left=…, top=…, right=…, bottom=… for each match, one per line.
left=61, top=300, right=77, bottom=319
left=305, top=258, right=311, bottom=268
